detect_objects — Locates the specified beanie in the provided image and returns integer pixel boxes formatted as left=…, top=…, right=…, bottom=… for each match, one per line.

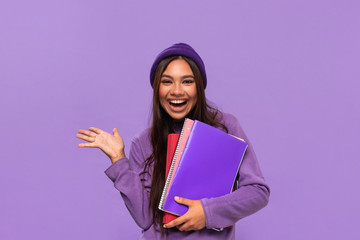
left=150, top=43, right=207, bottom=89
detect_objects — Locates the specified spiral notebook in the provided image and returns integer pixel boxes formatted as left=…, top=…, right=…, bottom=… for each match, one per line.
left=158, top=118, right=248, bottom=217
left=163, top=133, right=180, bottom=224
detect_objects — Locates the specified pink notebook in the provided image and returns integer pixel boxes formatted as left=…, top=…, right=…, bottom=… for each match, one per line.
left=160, top=119, right=194, bottom=210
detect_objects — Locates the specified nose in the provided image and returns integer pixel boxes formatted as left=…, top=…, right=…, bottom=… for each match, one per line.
left=170, top=82, right=184, bottom=96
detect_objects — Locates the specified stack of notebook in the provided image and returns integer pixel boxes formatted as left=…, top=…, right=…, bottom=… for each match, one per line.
left=163, top=133, right=180, bottom=224
left=160, top=118, right=248, bottom=224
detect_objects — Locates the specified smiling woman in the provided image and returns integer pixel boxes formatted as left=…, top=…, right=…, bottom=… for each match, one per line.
left=159, top=58, right=198, bottom=121
left=76, top=43, right=270, bottom=240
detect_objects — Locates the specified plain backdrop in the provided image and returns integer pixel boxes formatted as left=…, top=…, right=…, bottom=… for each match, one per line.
left=1, top=0, right=359, bottom=239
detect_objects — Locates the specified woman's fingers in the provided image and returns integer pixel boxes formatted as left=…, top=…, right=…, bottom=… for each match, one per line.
left=76, top=133, right=95, bottom=143
left=78, top=129, right=97, bottom=137
left=113, top=128, right=120, bottom=137
left=76, top=132, right=97, bottom=148
left=164, top=197, right=206, bottom=231
left=164, top=215, right=187, bottom=229
left=88, top=127, right=102, bottom=134
left=76, top=126, right=127, bottom=163
left=76, top=128, right=101, bottom=146
left=78, top=142, right=96, bottom=148
left=177, top=222, right=192, bottom=232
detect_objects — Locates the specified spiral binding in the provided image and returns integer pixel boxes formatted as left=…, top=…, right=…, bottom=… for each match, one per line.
left=158, top=118, right=189, bottom=210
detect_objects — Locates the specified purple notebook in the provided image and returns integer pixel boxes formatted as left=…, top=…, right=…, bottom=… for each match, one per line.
left=160, top=118, right=248, bottom=216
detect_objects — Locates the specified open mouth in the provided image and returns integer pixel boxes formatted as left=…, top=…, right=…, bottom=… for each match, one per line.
left=169, top=100, right=187, bottom=108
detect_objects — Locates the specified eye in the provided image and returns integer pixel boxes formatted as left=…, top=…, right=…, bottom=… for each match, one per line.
left=183, top=79, right=194, bottom=84
left=161, top=79, right=172, bottom=85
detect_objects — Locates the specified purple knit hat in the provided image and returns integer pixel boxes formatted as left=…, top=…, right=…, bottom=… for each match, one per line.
left=150, top=43, right=207, bottom=89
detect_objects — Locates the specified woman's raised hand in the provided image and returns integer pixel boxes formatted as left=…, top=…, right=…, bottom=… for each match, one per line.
left=76, top=127, right=126, bottom=164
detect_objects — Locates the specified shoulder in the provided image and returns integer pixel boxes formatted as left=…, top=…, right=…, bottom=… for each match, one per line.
left=218, top=112, right=239, bottom=126
left=217, top=111, right=240, bottom=130
left=126, top=128, right=153, bottom=169
left=130, top=128, right=153, bottom=156
left=131, top=127, right=151, bottom=143
left=217, top=111, right=247, bottom=139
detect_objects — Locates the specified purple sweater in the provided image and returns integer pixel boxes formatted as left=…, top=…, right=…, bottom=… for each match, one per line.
left=105, top=112, right=270, bottom=239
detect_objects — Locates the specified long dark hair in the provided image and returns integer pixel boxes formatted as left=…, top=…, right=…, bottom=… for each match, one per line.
left=143, top=55, right=228, bottom=233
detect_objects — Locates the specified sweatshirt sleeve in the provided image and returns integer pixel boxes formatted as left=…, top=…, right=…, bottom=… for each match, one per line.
left=200, top=113, right=270, bottom=229
left=104, top=135, right=153, bottom=230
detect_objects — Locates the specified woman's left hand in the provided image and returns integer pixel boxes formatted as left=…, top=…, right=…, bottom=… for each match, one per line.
left=163, top=196, right=206, bottom=231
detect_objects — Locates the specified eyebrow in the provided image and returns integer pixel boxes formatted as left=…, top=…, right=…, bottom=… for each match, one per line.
left=161, top=74, right=194, bottom=80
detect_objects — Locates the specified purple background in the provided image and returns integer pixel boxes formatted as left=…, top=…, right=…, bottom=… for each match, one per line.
left=1, top=0, right=359, bottom=239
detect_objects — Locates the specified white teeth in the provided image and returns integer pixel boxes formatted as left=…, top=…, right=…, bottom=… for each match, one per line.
left=170, top=100, right=186, bottom=104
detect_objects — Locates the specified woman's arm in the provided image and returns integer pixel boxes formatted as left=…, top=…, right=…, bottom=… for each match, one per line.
left=77, top=127, right=153, bottom=230
left=104, top=136, right=153, bottom=230
left=200, top=145, right=270, bottom=229
left=200, top=113, right=270, bottom=229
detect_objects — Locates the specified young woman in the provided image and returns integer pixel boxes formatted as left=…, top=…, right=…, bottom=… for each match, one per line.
left=76, top=43, right=270, bottom=239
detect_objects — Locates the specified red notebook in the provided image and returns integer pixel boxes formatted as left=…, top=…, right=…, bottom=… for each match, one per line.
left=162, top=133, right=180, bottom=224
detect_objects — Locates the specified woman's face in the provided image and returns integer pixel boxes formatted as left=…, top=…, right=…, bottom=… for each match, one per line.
left=159, top=58, right=198, bottom=121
